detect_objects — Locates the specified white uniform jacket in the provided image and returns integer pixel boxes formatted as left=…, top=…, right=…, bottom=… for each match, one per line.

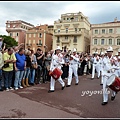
left=102, top=55, right=119, bottom=77
left=69, top=54, right=79, bottom=67
left=50, top=53, right=65, bottom=71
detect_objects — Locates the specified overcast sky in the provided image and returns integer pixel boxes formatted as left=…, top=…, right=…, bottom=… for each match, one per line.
left=0, top=1, right=120, bottom=35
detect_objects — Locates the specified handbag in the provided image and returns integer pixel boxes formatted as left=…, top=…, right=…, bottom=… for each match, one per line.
left=31, top=55, right=38, bottom=69
left=32, top=63, right=38, bottom=69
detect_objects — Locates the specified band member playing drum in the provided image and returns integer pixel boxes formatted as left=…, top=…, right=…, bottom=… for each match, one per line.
left=48, top=46, right=65, bottom=93
left=102, top=46, right=119, bottom=105
left=99, top=52, right=105, bottom=85
left=66, top=48, right=79, bottom=87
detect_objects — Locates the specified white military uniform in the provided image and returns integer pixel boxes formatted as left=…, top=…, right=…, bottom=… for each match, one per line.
left=49, top=47, right=65, bottom=91
left=102, top=47, right=119, bottom=103
left=99, top=52, right=105, bottom=84
left=91, top=52, right=100, bottom=79
left=67, top=49, right=79, bottom=85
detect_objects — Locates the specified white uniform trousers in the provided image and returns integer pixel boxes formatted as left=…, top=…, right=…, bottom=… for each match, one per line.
left=50, top=76, right=65, bottom=91
left=67, top=64, right=79, bottom=85
left=92, top=63, right=100, bottom=78
left=100, top=67, right=104, bottom=84
left=101, top=71, right=103, bottom=84
left=102, top=75, right=116, bottom=102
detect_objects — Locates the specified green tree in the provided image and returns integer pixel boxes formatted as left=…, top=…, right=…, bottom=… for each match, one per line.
left=0, top=35, right=18, bottom=48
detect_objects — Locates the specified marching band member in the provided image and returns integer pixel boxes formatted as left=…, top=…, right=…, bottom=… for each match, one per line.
left=48, top=46, right=65, bottom=93
left=99, top=52, right=105, bottom=85
left=102, top=46, right=119, bottom=105
left=91, top=52, right=100, bottom=79
left=66, top=48, right=79, bottom=87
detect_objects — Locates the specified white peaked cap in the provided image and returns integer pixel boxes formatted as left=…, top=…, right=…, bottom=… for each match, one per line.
left=73, top=48, right=77, bottom=52
left=101, top=52, right=104, bottom=55
left=107, top=46, right=113, bottom=52
left=56, top=46, right=61, bottom=50
left=118, top=48, right=120, bottom=52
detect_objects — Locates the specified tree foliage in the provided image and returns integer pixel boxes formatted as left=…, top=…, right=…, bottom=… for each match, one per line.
left=0, top=35, right=18, bottom=48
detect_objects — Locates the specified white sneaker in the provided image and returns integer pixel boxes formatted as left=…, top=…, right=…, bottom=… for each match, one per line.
left=6, top=88, right=9, bottom=91
left=9, top=87, right=14, bottom=90
left=19, top=86, right=23, bottom=89
left=14, top=87, right=18, bottom=90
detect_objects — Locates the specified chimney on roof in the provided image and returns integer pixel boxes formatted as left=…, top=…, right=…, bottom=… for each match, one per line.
left=114, top=17, right=117, bottom=22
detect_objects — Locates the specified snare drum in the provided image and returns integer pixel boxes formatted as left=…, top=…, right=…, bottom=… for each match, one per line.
left=49, top=67, right=63, bottom=80
left=107, top=74, right=120, bottom=92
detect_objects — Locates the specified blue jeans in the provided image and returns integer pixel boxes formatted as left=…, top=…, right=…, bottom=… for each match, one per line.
left=14, top=70, right=24, bottom=88
left=23, top=68, right=30, bottom=79
left=30, top=68, right=35, bottom=84
left=2, top=70, right=13, bottom=89
left=0, top=69, right=2, bottom=89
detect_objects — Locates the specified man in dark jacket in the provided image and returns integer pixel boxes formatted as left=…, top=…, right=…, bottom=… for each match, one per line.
left=34, top=48, right=44, bottom=84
